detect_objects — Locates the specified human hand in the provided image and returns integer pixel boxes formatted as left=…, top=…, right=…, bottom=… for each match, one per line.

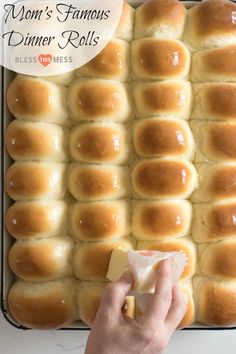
left=85, top=259, right=187, bottom=354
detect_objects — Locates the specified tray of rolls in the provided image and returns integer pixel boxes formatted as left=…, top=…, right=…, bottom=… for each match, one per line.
left=1, top=0, right=236, bottom=330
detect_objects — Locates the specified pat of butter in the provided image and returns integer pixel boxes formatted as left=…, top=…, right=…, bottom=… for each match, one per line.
left=106, top=247, right=129, bottom=282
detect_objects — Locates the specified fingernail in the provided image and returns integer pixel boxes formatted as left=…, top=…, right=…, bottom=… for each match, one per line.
left=119, top=270, right=133, bottom=283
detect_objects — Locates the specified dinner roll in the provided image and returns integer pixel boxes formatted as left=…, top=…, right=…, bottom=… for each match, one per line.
left=192, top=45, right=236, bottom=83
left=5, top=200, right=68, bottom=240
left=9, top=236, right=74, bottom=282
left=70, top=123, right=129, bottom=165
left=133, top=118, right=195, bottom=160
left=132, top=200, right=192, bottom=241
left=133, top=81, right=192, bottom=120
left=184, top=0, right=236, bottom=51
left=5, top=162, right=67, bottom=201
left=192, top=121, right=236, bottom=163
left=135, top=0, right=187, bottom=40
left=115, top=1, right=135, bottom=42
left=77, top=282, right=135, bottom=326
left=68, top=164, right=128, bottom=202
left=192, top=83, right=236, bottom=121
left=69, top=200, right=130, bottom=242
left=193, top=163, right=236, bottom=203
left=192, top=201, right=236, bottom=243
left=5, top=120, right=68, bottom=162
left=73, top=238, right=134, bottom=281
left=193, top=276, right=236, bottom=326
left=68, top=79, right=131, bottom=122
left=76, top=39, right=130, bottom=82
left=8, top=278, right=77, bottom=329
left=137, top=238, right=196, bottom=280
left=132, top=159, right=198, bottom=200
left=198, top=240, right=236, bottom=281
left=6, top=75, right=68, bottom=125
left=132, top=38, right=191, bottom=80
left=42, top=71, right=74, bottom=86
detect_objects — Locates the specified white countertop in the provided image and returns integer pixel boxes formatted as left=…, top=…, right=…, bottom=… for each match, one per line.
left=1, top=312, right=236, bottom=354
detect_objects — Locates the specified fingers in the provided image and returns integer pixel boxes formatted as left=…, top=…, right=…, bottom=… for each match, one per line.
left=165, top=283, right=187, bottom=332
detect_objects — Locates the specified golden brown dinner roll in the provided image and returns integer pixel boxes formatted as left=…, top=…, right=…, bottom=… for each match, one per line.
left=192, top=83, right=236, bottom=121
left=68, top=78, right=131, bottom=123
left=198, top=240, right=236, bottom=281
left=8, top=278, right=77, bottom=329
left=68, top=163, right=128, bottom=202
left=193, top=276, right=236, bottom=326
left=70, top=122, right=129, bottom=165
left=6, top=75, right=69, bottom=125
left=76, top=39, right=130, bottom=82
left=5, top=200, right=68, bottom=240
left=9, top=236, right=74, bottom=282
left=5, top=120, right=68, bottom=162
left=192, top=121, right=236, bottom=163
left=192, top=45, right=236, bottom=83
left=73, top=238, right=134, bottom=281
left=42, top=71, right=74, bottom=86
left=193, top=163, right=236, bottom=203
left=133, top=118, right=195, bottom=160
left=115, top=1, right=135, bottom=42
left=184, top=0, right=236, bottom=51
left=135, top=0, right=187, bottom=40
left=132, top=158, right=198, bottom=200
left=77, top=282, right=135, bottom=326
left=132, top=38, right=191, bottom=80
left=133, top=81, right=192, bottom=120
left=132, top=200, right=192, bottom=241
left=137, top=238, right=197, bottom=280
left=69, top=200, right=130, bottom=242
left=5, top=162, right=67, bottom=201
left=192, top=201, right=236, bottom=243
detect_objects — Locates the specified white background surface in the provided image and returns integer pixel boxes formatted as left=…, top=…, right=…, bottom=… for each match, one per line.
left=1, top=312, right=236, bottom=354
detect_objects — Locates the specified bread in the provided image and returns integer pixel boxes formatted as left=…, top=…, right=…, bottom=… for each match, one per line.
left=135, top=0, right=187, bottom=40
left=133, top=81, right=192, bottom=120
left=115, top=1, right=135, bottom=42
left=6, top=75, right=69, bottom=125
left=5, top=162, right=67, bottom=201
left=198, top=240, right=236, bottom=281
left=133, top=118, right=195, bottom=160
left=9, top=236, right=74, bottom=282
left=192, top=83, right=236, bottom=121
left=76, top=39, right=130, bottom=82
left=5, top=200, right=68, bottom=240
left=132, top=38, right=191, bottom=80
left=73, top=238, right=134, bottom=281
left=68, top=78, right=131, bottom=123
left=69, top=200, right=130, bottom=242
left=68, top=163, right=128, bottom=202
left=137, top=238, right=197, bottom=280
left=77, top=281, right=135, bottom=326
left=192, top=201, right=236, bottom=243
left=184, top=0, right=236, bottom=51
left=8, top=278, right=78, bottom=329
left=42, top=71, right=74, bottom=86
left=192, top=45, right=236, bottom=83
left=193, top=163, right=236, bottom=203
left=193, top=276, right=236, bottom=326
left=70, top=122, right=129, bottom=165
left=5, top=120, right=68, bottom=162
left=132, top=158, right=198, bottom=200
left=132, top=200, right=192, bottom=241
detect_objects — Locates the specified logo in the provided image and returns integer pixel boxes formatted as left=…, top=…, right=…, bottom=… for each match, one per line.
left=38, top=54, right=52, bottom=67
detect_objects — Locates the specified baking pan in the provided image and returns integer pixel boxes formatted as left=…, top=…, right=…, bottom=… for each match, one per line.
left=1, top=0, right=236, bottom=331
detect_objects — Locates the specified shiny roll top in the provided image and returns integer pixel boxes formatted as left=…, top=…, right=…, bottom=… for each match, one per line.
left=135, top=0, right=187, bottom=40
left=132, top=38, right=191, bottom=80
left=70, top=122, right=129, bottom=165
left=133, top=81, right=192, bottom=120
left=6, top=76, right=69, bottom=125
left=69, top=200, right=130, bottom=242
left=184, top=0, right=236, bottom=51
left=68, top=79, right=132, bottom=123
